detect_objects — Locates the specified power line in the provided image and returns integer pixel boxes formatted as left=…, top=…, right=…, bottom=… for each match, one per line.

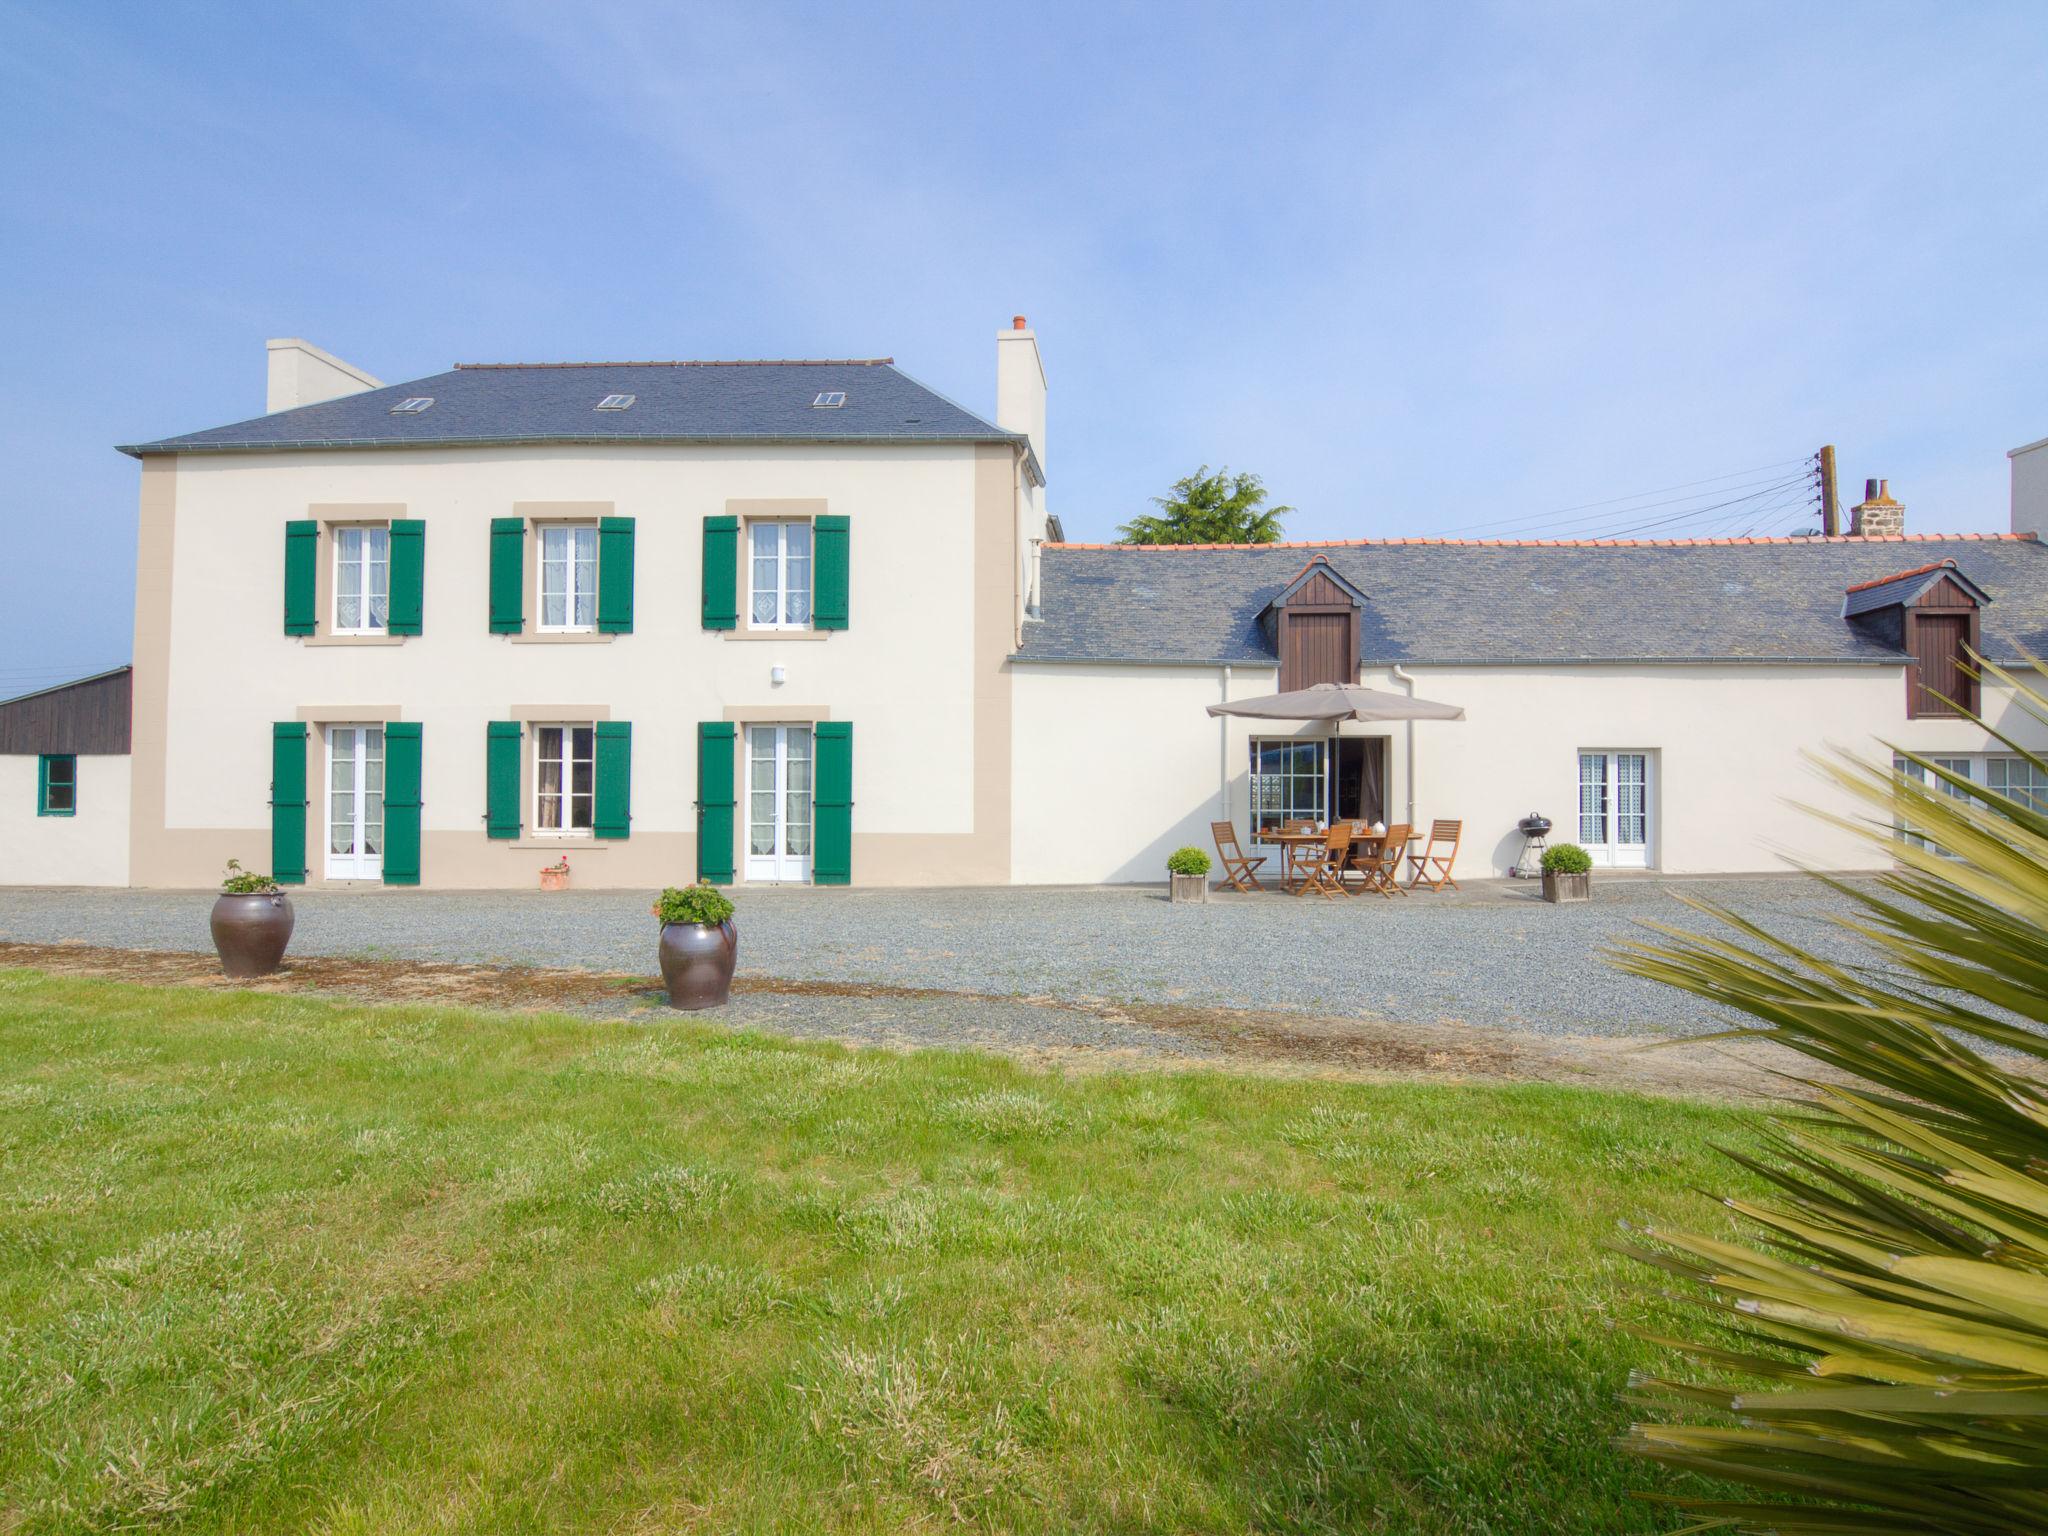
left=1436, top=466, right=1817, bottom=541
left=1434, top=456, right=1814, bottom=536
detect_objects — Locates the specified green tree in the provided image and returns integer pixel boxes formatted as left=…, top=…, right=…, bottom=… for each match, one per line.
left=1117, top=466, right=1292, bottom=545
left=1610, top=653, right=2048, bottom=1534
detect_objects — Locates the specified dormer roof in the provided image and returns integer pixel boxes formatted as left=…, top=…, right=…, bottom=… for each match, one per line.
left=1842, top=559, right=1992, bottom=618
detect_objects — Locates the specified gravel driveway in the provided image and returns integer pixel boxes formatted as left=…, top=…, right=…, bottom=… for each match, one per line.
left=0, top=876, right=1863, bottom=1041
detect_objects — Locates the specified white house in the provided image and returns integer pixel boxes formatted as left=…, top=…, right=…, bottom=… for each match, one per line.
left=3, top=324, right=2045, bottom=890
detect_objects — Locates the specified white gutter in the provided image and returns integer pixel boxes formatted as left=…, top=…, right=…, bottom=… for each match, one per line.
left=1392, top=663, right=1419, bottom=827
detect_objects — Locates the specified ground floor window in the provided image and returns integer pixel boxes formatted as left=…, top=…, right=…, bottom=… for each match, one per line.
left=1578, top=750, right=1652, bottom=867
left=1250, top=738, right=1326, bottom=840
left=1987, top=755, right=2048, bottom=813
left=1895, top=753, right=2045, bottom=850
left=326, top=726, right=384, bottom=879
left=535, top=724, right=596, bottom=835
left=36, top=754, right=76, bottom=816
left=747, top=724, right=813, bottom=881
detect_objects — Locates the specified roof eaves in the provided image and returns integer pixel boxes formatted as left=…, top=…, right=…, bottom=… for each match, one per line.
left=116, top=429, right=1033, bottom=459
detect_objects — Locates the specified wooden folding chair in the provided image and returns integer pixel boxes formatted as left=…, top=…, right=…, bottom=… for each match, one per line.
left=1406, top=819, right=1462, bottom=892
left=1210, top=821, right=1267, bottom=893
left=1296, top=825, right=1353, bottom=899
left=1360, top=823, right=1412, bottom=897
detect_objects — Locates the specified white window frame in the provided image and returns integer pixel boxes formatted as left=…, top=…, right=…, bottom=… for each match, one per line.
left=331, top=525, right=391, bottom=636
left=537, top=524, right=599, bottom=634
left=1248, top=737, right=1328, bottom=842
left=1578, top=750, right=1654, bottom=868
left=1987, top=754, right=2048, bottom=813
left=747, top=520, right=814, bottom=631
left=745, top=724, right=814, bottom=882
left=325, top=724, right=385, bottom=880
left=533, top=723, right=596, bottom=838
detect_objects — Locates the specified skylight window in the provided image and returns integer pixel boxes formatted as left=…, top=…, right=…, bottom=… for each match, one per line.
left=390, top=397, right=434, bottom=414
left=595, top=394, right=636, bottom=411
left=811, top=391, right=847, bottom=409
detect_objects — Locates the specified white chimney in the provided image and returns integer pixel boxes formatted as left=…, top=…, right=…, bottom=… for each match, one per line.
left=2012, top=434, right=2048, bottom=537
left=995, top=315, right=1046, bottom=475
left=265, top=338, right=383, bottom=414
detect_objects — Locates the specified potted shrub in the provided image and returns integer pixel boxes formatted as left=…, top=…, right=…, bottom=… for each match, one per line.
left=539, top=854, right=571, bottom=892
left=654, top=882, right=738, bottom=1009
left=1167, top=845, right=1212, bottom=904
left=210, top=859, right=295, bottom=977
left=1540, top=842, right=1593, bottom=904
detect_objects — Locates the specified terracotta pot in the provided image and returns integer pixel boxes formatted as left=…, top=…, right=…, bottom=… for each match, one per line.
left=659, top=919, right=737, bottom=1009
left=1169, top=872, right=1209, bottom=904
left=539, top=868, right=569, bottom=892
left=210, top=892, right=295, bottom=977
left=1541, top=870, right=1591, bottom=904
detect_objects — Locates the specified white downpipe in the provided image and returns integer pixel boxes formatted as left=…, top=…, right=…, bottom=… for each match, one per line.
left=1219, top=664, right=1233, bottom=820
left=1392, top=663, right=1418, bottom=826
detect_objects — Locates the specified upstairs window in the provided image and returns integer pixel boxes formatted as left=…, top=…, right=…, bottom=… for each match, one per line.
left=539, top=524, right=599, bottom=632
left=37, top=754, right=76, bottom=816
left=333, top=526, right=390, bottom=634
left=749, top=520, right=813, bottom=629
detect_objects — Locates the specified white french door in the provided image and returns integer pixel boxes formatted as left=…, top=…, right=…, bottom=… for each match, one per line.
left=1578, top=751, right=1652, bottom=868
left=326, top=725, right=385, bottom=880
left=746, top=725, right=813, bottom=882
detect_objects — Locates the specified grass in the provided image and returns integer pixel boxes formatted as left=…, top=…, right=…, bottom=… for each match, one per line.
left=0, top=969, right=1757, bottom=1534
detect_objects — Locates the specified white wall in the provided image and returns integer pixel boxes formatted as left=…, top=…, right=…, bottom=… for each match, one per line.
left=0, top=756, right=131, bottom=885
left=2012, top=436, right=2048, bottom=537
left=1010, top=659, right=2048, bottom=884
left=145, top=442, right=1002, bottom=886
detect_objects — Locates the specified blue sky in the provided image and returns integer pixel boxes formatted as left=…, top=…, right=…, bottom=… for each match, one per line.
left=2, top=2, right=2044, bottom=692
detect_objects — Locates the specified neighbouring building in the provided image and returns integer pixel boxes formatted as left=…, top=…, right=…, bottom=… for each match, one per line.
left=0, top=666, right=133, bottom=885
left=4, top=327, right=2046, bottom=891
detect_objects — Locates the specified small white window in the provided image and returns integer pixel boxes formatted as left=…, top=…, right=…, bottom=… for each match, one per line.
left=539, top=525, right=599, bottom=632
left=534, top=724, right=596, bottom=836
left=749, top=521, right=813, bottom=629
left=1988, top=755, right=2048, bottom=813
left=811, top=391, right=846, bottom=408
left=333, top=526, right=390, bottom=635
left=390, top=397, right=434, bottom=414
left=596, top=394, right=636, bottom=411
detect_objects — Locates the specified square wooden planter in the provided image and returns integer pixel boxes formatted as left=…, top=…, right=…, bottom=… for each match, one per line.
left=1541, top=871, right=1590, bottom=904
left=1169, top=873, right=1209, bottom=904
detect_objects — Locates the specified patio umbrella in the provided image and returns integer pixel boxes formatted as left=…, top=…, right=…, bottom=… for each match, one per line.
left=1205, top=681, right=1465, bottom=722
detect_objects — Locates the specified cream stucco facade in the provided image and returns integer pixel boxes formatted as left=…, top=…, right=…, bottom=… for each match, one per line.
left=1011, top=658, right=2048, bottom=885
left=0, top=755, right=131, bottom=886
left=127, top=440, right=1030, bottom=889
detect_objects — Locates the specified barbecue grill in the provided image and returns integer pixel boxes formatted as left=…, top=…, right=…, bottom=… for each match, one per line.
left=1512, top=813, right=1552, bottom=878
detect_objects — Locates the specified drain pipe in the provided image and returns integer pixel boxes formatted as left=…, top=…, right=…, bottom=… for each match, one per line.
left=1219, top=664, right=1233, bottom=820
left=1391, top=664, right=1418, bottom=827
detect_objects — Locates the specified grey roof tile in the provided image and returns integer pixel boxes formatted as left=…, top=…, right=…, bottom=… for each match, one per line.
left=119, top=360, right=1027, bottom=460
left=1017, top=536, right=2048, bottom=666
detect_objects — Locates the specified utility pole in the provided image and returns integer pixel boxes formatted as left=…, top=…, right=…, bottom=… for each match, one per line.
left=1818, top=444, right=1839, bottom=536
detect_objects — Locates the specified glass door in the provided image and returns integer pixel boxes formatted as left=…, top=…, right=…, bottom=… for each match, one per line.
left=326, top=725, right=385, bottom=880
left=1577, top=751, right=1651, bottom=867
left=746, top=725, right=813, bottom=882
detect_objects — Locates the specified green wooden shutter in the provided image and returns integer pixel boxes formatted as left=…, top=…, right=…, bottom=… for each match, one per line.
left=486, top=721, right=522, bottom=839
left=284, top=521, right=318, bottom=636
left=489, top=518, right=525, bottom=634
left=387, top=519, right=425, bottom=635
left=813, top=515, right=849, bottom=631
left=598, top=517, right=636, bottom=634
left=382, top=722, right=422, bottom=885
left=814, top=720, right=853, bottom=885
left=594, top=721, right=632, bottom=839
left=270, top=722, right=308, bottom=884
left=702, top=515, right=738, bottom=630
left=696, top=721, right=736, bottom=883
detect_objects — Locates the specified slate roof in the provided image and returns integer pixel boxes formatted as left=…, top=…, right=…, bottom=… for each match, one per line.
left=1016, top=535, right=2048, bottom=667
left=117, top=360, right=1035, bottom=472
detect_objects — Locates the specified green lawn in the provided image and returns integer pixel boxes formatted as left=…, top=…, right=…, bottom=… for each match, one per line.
left=0, top=969, right=1755, bottom=1534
